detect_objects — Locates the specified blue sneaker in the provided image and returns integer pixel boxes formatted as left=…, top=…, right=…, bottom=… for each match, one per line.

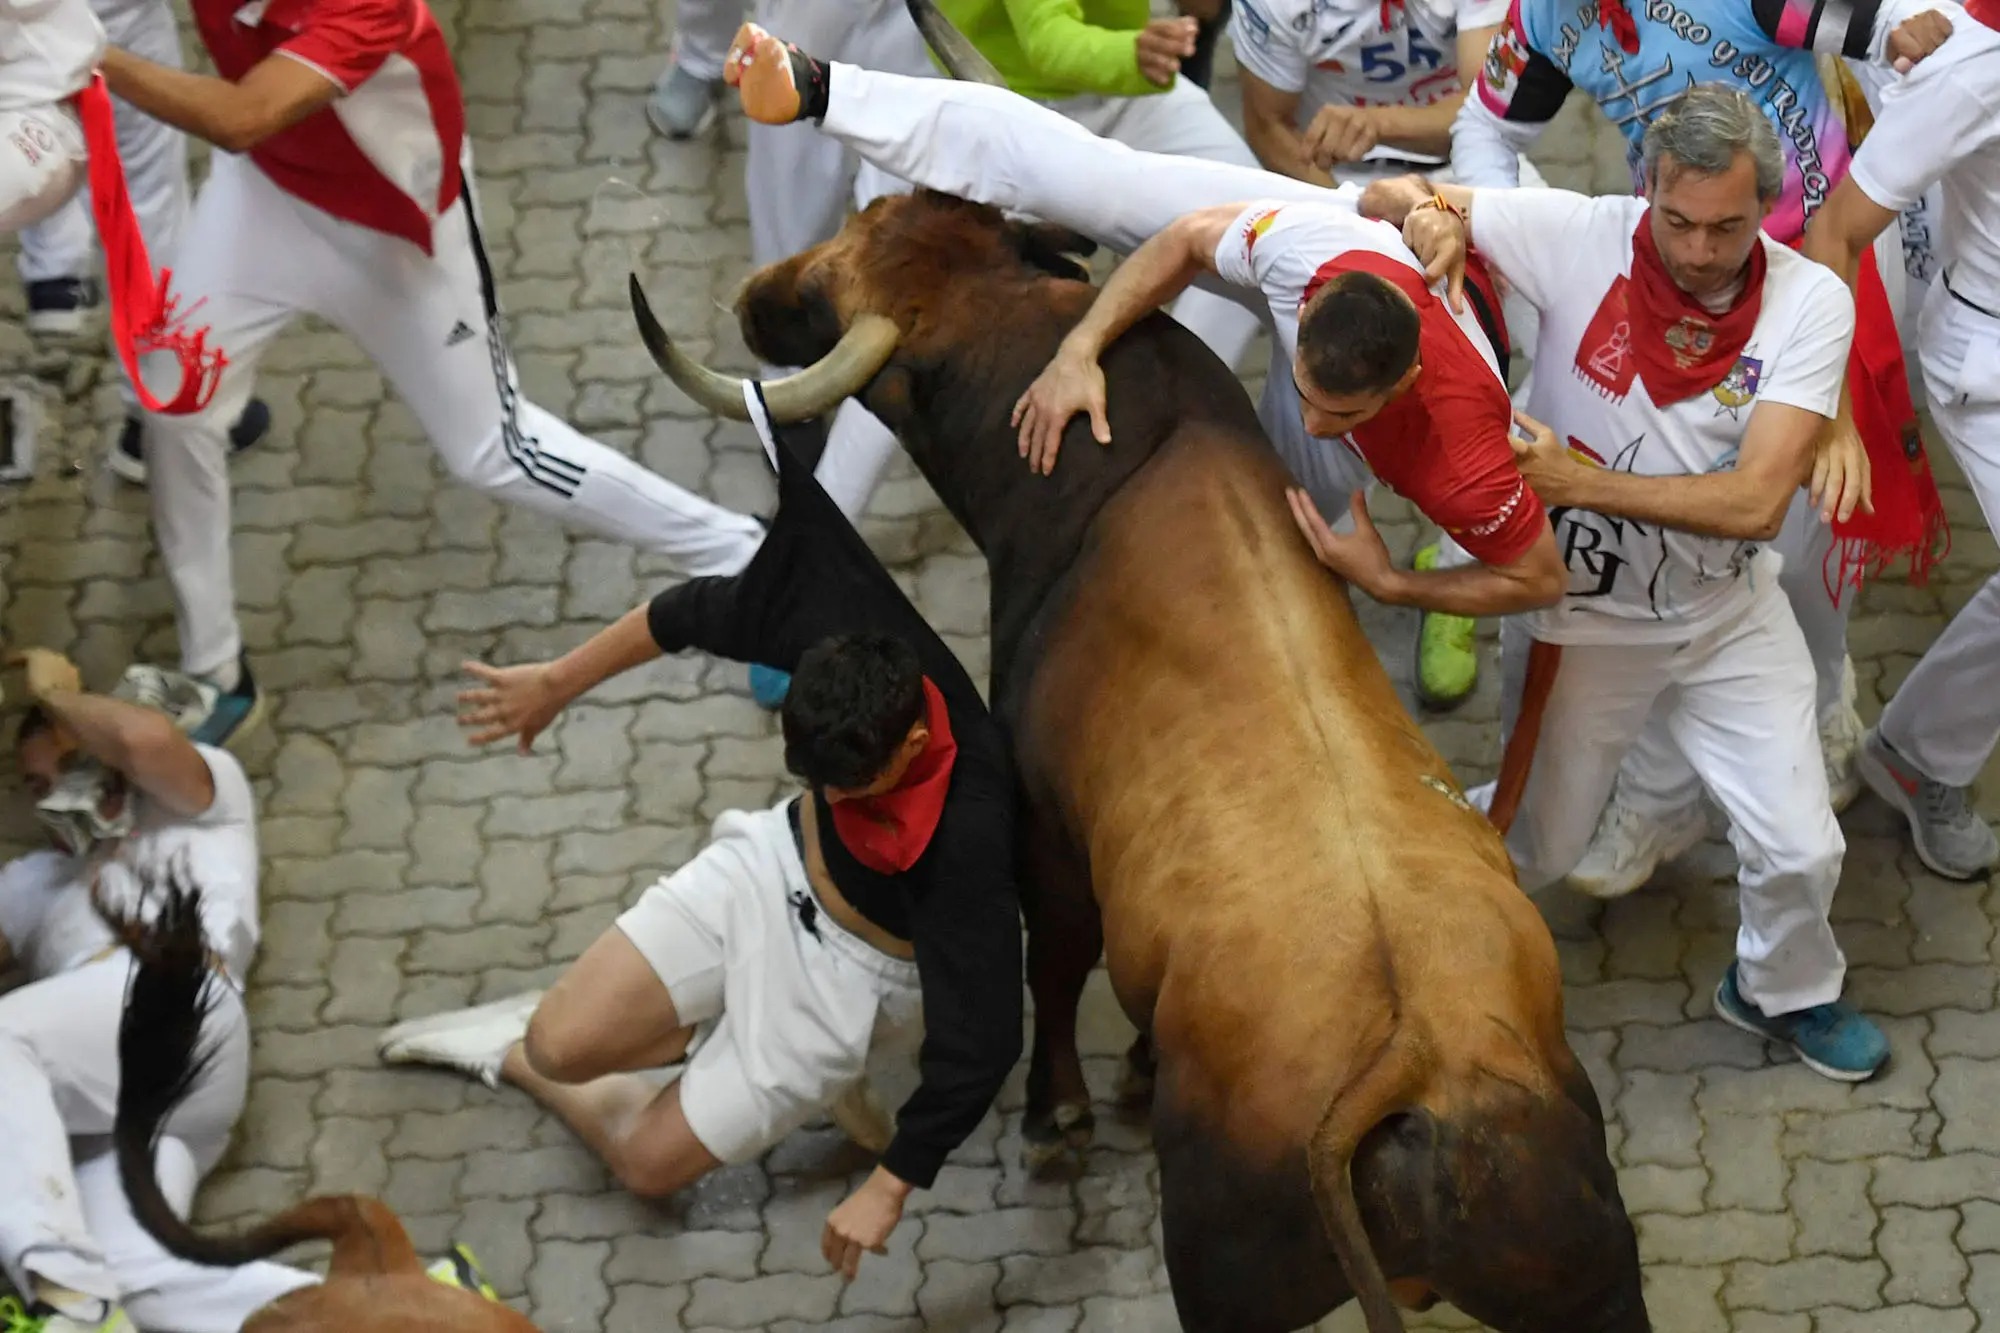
left=1713, top=965, right=1888, bottom=1082
left=189, top=653, right=267, bottom=751
left=749, top=664, right=791, bottom=711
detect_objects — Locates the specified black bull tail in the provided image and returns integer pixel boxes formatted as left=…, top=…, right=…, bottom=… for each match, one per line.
left=1307, top=1029, right=1427, bottom=1333
left=112, top=876, right=399, bottom=1271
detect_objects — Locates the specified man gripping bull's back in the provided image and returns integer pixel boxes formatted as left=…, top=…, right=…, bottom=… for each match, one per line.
left=727, top=24, right=1571, bottom=637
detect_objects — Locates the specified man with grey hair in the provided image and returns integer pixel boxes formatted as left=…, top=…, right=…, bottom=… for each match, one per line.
left=1365, top=84, right=1890, bottom=1081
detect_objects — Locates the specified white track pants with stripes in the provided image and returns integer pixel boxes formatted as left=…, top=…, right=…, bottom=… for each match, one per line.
left=140, top=150, right=767, bottom=679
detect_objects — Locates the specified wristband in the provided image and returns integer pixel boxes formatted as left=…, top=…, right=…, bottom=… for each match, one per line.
left=1412, top=192, right=1467, bottom=228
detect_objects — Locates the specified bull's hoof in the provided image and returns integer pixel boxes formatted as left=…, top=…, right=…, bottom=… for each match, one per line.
left=1022, top=1101, right=1094, bottom=1175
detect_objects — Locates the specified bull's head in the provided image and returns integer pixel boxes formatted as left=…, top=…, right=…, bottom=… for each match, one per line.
left=630, top=190, right=1097, bottom=424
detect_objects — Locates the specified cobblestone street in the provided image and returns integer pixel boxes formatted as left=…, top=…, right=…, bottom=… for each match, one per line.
left=2, top=3, right=1999, bottom=1329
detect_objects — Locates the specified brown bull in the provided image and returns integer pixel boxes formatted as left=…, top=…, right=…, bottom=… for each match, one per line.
left=107, top=881, right=541, bottom=1333
left=632, top=189, right=1647, bottom=1333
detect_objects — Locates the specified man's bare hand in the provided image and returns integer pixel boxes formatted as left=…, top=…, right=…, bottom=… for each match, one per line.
left=1508, top=408, right=1578, bottom=504
left=1136, top=17, right=1198, bottom=85
left=1302, top=104, right=1380, bottom=168
left=7, top=648, right=82, bottom=701
left=1402, top=206, right=1469, bottom=313
left=1810, top=419, right=1874, bottom=523
left=1888, top=8, right=1952, bottom=73
left=823, top=1168, right=910, bottom=1281
left=1012, top=347, right=1111, bottom=476
left=458, top=659, right=566, bottom=753
left=1287, top=488, right=1395, bottom=595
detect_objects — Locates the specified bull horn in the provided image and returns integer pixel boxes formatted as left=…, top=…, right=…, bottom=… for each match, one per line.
left=903, top=0, right=1009, bottom=86
left=629, top=274, right=900, bottom=423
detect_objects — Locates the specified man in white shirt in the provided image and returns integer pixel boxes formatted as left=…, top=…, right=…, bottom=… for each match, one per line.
left=1803, top=0, right=2000, bottom=881
left=0, top=649, right=317, bottom=1332
left=0, top=0, right=100, bottom=233
left=1368, top=85, right=1890, bottom=1080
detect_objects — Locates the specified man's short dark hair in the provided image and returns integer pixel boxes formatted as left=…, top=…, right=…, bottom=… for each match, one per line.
left=15, top=704, right=54, bottom=751
left=782, top=633, right=927, bottom=791
left=1297, top=271, right=1422, bottom=397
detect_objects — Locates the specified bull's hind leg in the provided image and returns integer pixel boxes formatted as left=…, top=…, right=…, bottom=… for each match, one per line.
left=1019, top=812, right=1103, bottom=1173
left=1116, top=1032, right=1155, bottom=1113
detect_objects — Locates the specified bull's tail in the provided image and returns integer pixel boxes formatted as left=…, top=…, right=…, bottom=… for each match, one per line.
left=113, top=874, right=418, bottom=1274
left=1306, top=1027, right=1428, bottom=1333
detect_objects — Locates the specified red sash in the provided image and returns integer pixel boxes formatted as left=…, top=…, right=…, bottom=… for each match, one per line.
left=73, top=76, right=225, bottom=416
left=827, top=677, right=959, bottom=874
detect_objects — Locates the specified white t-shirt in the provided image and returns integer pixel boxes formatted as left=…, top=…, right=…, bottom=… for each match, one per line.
left=1470, top=191, right=1854, bottom=644
left=1848, top=11, right=2000, bottom=317
left=0, top=0, right=103, bottom=112
left=0, top=745, right=262, bottom=988
left=1229, top=0, right=1506, bottom=166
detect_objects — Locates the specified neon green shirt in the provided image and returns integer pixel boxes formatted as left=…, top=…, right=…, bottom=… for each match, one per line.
left=932, top=0, right=1164, bottom=102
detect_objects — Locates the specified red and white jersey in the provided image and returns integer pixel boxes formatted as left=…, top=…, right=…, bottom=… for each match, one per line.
left=191, top=0, right=464, bottom=253
left=1848, top=9, right=2000, bottom=319
left=1228, top=0, right=1504, bottom=165
left=1212, top=198, right=1547, bottom=567
left=1470, top=190, right=1853, bottom=644
left=0, top=0, right=104, bottom=111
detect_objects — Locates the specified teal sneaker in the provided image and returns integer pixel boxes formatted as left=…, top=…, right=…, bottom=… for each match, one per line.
left=188, top=652, right=266, bottom=752
left=1412, top=542, right=1478, bottom=710
left=1713, top=966, right=1889, bottom=1082
left=749, top=664, right=791, bottom=711
left=425, top=1244, right=500, bottom=1301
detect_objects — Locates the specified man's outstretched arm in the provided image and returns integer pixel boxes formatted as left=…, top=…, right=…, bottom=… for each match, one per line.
left=1011, top=202, right=1247, bottom=473
left=99, top=47, right=343, bottom=153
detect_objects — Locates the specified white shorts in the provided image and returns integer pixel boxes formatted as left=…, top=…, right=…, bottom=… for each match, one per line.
left=615, top=800, right=923, bottom=1164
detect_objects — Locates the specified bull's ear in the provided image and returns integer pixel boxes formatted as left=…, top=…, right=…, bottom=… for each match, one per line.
left=1012, top=221, right=1099, bottom=281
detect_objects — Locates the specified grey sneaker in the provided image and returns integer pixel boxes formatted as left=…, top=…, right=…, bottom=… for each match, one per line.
left=647, top=60, right=719, bottom=139
left=1856, top=728, right=1999, bottom=881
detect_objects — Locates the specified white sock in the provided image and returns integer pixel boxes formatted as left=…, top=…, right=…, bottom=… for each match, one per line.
left=206, top=658, right=241, bottom=693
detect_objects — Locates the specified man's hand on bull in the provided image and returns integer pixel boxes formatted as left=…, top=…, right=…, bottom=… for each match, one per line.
left=823, top=1166, right=913, bottom=1281
left=458, top=659, right=568, bottom=754
left=1136, top=16, right=1199, bottom=86
left=1012, top=345, right=1112, bottom=476
left=1302, top=104, right=1380, bottom=168
left=1888, top=9, right=1953, bottom=73
left=1286, top=488, right=1397, bottom=596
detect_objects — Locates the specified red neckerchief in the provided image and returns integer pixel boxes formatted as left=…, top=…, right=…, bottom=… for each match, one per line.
left=827, top=677, right=958, bottom=875
left=73, top=76, right=226, bottom=416
left=1969, top=0, right=1999, bottom=26
left=1598, top=0, right=1641, bottom=52
left=1572, top=212, right=1767, bottom=406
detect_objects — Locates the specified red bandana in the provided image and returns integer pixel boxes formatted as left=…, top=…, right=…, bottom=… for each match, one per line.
left=1598, top=0, right=1641, bottom=53
left=1969, top=0, right=1999, bottom=26
left=73, top=76, right=226, bottom=416
left=827, top=677, right=958, bottom=875
left=1572, top=212, right=1767, bottom=406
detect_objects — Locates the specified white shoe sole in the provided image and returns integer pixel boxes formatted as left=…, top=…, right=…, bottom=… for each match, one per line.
left=1565, top=813, right=1708, bottom=900
left=1856, top=745, right=1991, bottom=882
left=1711, top=985, right=1881, bottom=1083
left=26, top=308, right=92, bottom=337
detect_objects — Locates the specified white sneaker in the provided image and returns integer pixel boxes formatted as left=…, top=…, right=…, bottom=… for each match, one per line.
left=1820, top=656, right=1864, bottom=814
left=1565, top=798, right=1710, bottom=900
left=377, top=992, right=543, bottom=1088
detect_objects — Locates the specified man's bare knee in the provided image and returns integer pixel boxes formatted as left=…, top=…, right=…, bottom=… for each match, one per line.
left=521, top=1005, right=599, bottom=1085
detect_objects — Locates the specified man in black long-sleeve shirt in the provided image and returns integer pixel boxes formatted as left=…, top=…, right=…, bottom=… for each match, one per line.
left=377, top=410, right=1023, bottom=1278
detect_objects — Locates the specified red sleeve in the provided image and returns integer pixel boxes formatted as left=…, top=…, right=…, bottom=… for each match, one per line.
left=276, top=0, right=414, bottom=92
left=1419, top=381, right=1547, bottom=567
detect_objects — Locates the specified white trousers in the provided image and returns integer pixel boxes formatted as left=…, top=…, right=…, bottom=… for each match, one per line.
left=669, top=0, right=744, bottom=83
left=0, top=953, right=318, bottom=1329
left=17, top=0, right=186, bottom=288
left=1496, top=570, right=1848, bottom=1016
left=1878, top=289, right=2000, bottom=787
left=142, top=152, right=767, bottom=678
left=0, top=100, right=86, bottom=232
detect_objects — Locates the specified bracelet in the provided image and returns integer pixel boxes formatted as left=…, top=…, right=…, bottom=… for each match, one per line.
left=1412, top=192, right=1467, bottom=228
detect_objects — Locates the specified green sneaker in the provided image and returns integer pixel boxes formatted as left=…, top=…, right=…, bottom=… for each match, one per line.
left=1413, top=543, right=1479, bottom=709
left=0, top=1297, right=132, bottom=1332
left=0, top=1298, right=38, bottom=1333
left=425, top=1245, right=500, bottom=1301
